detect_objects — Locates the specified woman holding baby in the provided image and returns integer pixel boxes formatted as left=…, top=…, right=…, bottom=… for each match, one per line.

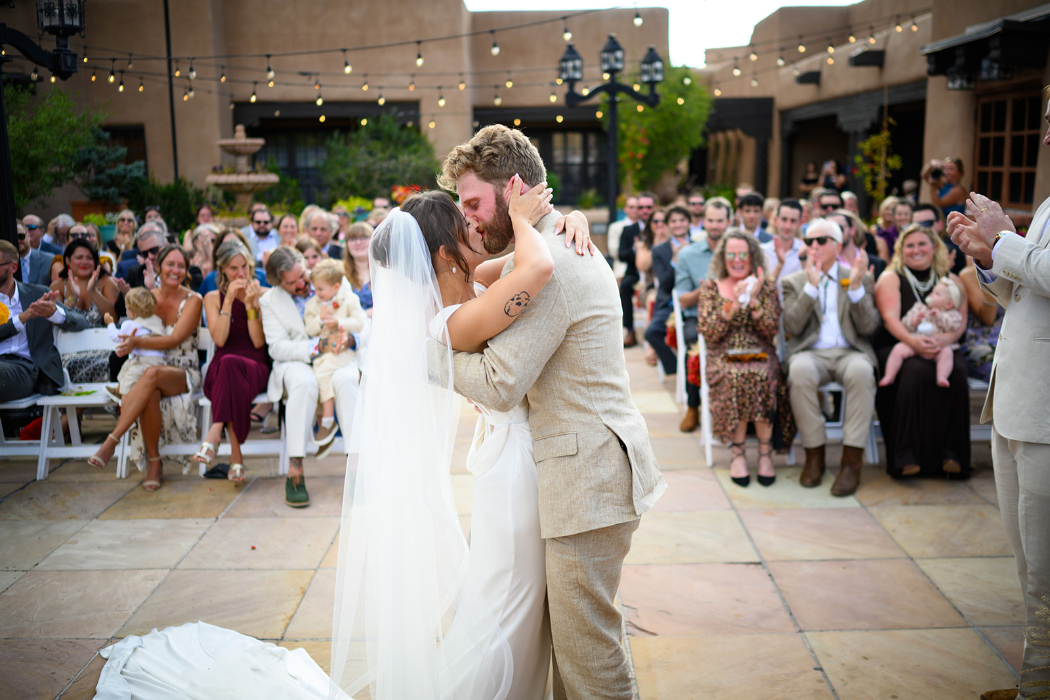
left=874, top=223, right=970, bottom=479
left=193, top=240, right=270, bottom=482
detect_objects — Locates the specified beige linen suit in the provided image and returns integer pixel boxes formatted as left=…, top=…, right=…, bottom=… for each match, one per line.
left=781, top=267, right=880, bottom=449
left=978, top=197, right=1050, bottom=699
left=451, top=211, right=666, bottom=699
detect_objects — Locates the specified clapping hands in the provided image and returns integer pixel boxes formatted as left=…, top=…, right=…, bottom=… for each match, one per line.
left=848, top=248, right=873, bottom=290
left=23, top=290, right=60, bottom=320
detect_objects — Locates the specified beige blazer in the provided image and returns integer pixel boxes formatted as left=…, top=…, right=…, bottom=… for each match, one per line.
left=259, top=285, right=312, bottom=403
left=781, top=266, right=880, bottom=365
left=451, top=211, right=666, bottom=539
left=978, top=196, right=1050, bottom=444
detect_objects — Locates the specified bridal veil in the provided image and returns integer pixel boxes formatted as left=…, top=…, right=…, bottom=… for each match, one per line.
left=329, top=208, right=512, bottom=700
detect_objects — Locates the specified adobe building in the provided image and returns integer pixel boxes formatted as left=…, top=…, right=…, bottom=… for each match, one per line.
left=699, top=0, right=1050, bottom=223
left=2, top=1, right=668, bottom=212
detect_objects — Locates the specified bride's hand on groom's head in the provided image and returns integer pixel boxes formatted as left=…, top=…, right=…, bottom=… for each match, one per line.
left=508, top=174, right=554, bottom=227
left=555, top=210, right=598, bottom=257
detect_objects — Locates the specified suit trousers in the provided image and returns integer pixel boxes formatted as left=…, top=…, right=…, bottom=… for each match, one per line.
left=619, top=271, right=639, bottom=331
left=644, top=303, right=676, bottom=375
left=0, top=355, right=38, bottom=402
left=787, top=347, right=875, bottom=449
left=546, top=518, right=639, bottom=700
left=992, top=428, right=1050, bottom=699
left=280, top=362, right=319, bottom=459
left=330, top=364, right=360, bottom=439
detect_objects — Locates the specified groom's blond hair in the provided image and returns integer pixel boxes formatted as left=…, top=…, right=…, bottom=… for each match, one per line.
left=438, top=124, right=546, bottom=194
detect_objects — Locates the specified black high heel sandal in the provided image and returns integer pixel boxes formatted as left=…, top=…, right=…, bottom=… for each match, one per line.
left=729, top=441, right=750, bottom=487
left=757, top=438, right=776, bottom=487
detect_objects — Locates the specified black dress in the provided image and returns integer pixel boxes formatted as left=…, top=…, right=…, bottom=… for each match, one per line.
left=873, top=267, right=971, bottom=478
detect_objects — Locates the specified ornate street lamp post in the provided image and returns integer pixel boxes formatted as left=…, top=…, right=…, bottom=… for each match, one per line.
left=0, top=1, right=84, bottom=246
left=560, top=35, right=664, bottom=229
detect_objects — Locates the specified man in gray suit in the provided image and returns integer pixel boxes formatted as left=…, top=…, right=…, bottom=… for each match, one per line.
left=950, top=125, right=1050, bottom=698
left=439, top=125, right=666, bottom=699
left=0, top=240, right=88, bottom=400
left=15, top=221, right=53, bottom=286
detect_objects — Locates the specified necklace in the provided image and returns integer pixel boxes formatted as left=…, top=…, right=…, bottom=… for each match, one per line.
left=902, top=266, right=937, bottom=302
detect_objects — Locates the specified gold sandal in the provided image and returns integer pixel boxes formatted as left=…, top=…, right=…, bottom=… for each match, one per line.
left=87, top=434, right=119, bottom=469
left=142, top=457, right=162, bottom=492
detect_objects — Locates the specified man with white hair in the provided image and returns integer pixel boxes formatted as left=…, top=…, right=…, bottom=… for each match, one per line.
left=43, top=213, right=75, bottom=250
left=306, top=208, right=343, bottom=260
left=781, top=218, right=878, bottom=497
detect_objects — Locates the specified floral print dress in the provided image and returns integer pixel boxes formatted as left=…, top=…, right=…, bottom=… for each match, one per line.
left=696, top=278, right=796, bottom=447
left=127, top=296, right=201, bottom=473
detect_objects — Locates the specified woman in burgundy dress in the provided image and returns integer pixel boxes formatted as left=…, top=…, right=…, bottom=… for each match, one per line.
left=195, top=240, right=270, bottom=481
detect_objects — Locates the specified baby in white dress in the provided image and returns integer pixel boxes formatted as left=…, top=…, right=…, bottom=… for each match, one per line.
left=104, top=287, right=167, bottom=398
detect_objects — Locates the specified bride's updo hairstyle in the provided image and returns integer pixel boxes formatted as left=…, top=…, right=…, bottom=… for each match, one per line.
left=394, top=190, right=474, bottom=280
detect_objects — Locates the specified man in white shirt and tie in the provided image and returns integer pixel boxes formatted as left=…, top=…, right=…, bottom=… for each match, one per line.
left=781, top=218, right=878, bottom=497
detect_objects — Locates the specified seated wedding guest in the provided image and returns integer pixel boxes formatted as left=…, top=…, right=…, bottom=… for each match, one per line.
left=304, top=259, right=367, bottom=448
left=276, top=214, right=300, bottom=248
left=43, top=213, right=74, bottom=250
left=892, top=200, right=914, bottom=239
left=88, top=245, right=203, bottom=491
left=874, top=224, right=970, bottom=479
left=48, top=254, right=64, bottom=283
left=184, top=223, right=220, bottom=281
left=103, top=288, right=166, bottom=400
left=110, top=210, right=137, bottom=256
left=305, top=208, right=342, bottom=260
left=15, top=221, right=53, bottom=286
left=116, top=223, right=165, bottom=281
left=195, top=240, right=269, bottom=483
left=247, top=206, right=280, bottom=263
left=697, top=230, right=793, bottom=486
left=913, top=203, right=965, bottom=275
left=828, top=209, right=887, bottom=280
left=80, top=223, right=103, bottom=251
left=878, top=277, right=965, bottom=388
left=295, top=236, right=324, bottom=270
left=738, top=193, right=771, bottom=243
left=24, top=214, right=62, bottom=254
left=198, top=228, right=268, bottom=296
left=644, top=205, right=693, bottom=374
left=957, top=260, right=1003, bottom=383
left=874, top=196, right=900, bottom=255
left=783, top=218, right=879, bottom=496
left=762, top=198, right=804, bottom=285
left=332, top=205, right=351, bottom=242
left=260, top=246, right=362, bottom=507
left=51, top=239, right=120, bottom=383
left=342, top=222, right=373, bottom=315
left=842, top=190, right=860, bottom=215
left=0, top=240, right=88, bottom=401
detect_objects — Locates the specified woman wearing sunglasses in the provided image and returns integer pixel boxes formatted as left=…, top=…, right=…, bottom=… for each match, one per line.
left=697, top=229, right=794, bottom=487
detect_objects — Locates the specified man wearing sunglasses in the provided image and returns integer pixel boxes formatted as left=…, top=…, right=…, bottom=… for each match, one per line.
left=22, top=215, right=62, bottom=254
left=782, top=218, right=879, bottom=497
left=15, top=221, right=53, bottom=286
left=248, top=207, right=279, bottom=262
left=116, top=223, right=166, bottom=281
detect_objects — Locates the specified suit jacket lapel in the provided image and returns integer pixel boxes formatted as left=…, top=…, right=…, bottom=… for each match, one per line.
left=837, top=267, right=850, bottom=328
left=273, top=286, right=307, bottom=337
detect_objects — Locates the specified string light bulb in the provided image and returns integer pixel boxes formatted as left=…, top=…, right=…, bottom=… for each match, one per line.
left=556, top=77, right=563, bottom=85
left=732, top=63, right=741, bottom=77
left=118, top=72, right=124, bottom=91
left=596, top=110, right=603, bottom=118
left=316, top=90, right=323, bottom=107
left=750, top=74, right=758, bottom=87
left=250, top=83, right=257, bottom=102
left=827, top=41, right=835, bottom=54
left=777, top=53, right=785, bottom=67
left=911, top=18, right=919, bottom=31
left=797, top=36, right=806, bottom=53
left=505, top=73, right=513, bottom=89
left=869, top=27, right=876, bottom=44
left=229, top=98, right=235, bottom=110
left=749, top=47, right=758, bottom=61
left=409, top=75, right=415, bottom=91
left=174, top=61, right=180, bottom=78
left=683, top=75, right=692, bottom=85
left=416, top=42, right=424, bottom=67
left=188, top=84, right=194, bottom=99
left=581, top=87, right=590, bottom=96
left=632, top=82, right=640, bottom=91
left=636, top=104, right=643, bottom=112
left=49, top=73, right=56, bottom=84
left=714, top=86, right=722, bottom=97
left=493, top=91, right=502, bottom=106
left=827, top=56, right=835, bottom=65
left=603, top=72, right=610, bottom=81
left=108, top=60, right=116, bottom=83
left=438, top=90, right=445, bottom=107
left=428, top=120, right=436, bottom=129
left=362, top=76, right=369, bottom=91
left=183, top=87, right=188, bottom=102
left=677, top=96, right=684, bottom=105
left=849, top=32, right=857, bottom=43
left=30, top=67, right=38, bottom=81
left=127, top=54, right=133, bottom=70
left=490, top=31, right=500, bottom=56
left=895, top=16, right=903, bottom=32
left=634, top=11, right=643, bottom=27
left=562, top=19, right=572, bottom=42
left=188, top=60, right=196, bottom=80
left=557, top=114, right=564, bottom=122
left=342, top=49, right=352, bottom=74
left=90, top=71, right=96, bottom=82
left=549, top=91, right=557, bottom=103
left=220, top=66, right=226, bottom=83
left=319, top=115, right=325, bottom=123
left=459, top=74, right=466, bottom=90
left=138, top=77, right=144, bottom=92
left=377, top=94, right=385, bottom=106
left=266, top=55, right=274, bottom=80
left=514, top=118, right=521, bottom=126
left=82, top=51, right=88, bottom=64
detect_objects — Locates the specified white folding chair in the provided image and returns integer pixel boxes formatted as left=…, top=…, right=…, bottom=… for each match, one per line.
left=36, top=328, right=129, bottom=480
left=671, top=289, right=687, bottom=406
left=0, top=394, right=44, bottom=460
left=697, top=335, right=716, bottom=467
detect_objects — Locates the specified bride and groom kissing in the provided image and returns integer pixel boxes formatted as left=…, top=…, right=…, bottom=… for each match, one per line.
left=331, top=125, right=666, bottom=700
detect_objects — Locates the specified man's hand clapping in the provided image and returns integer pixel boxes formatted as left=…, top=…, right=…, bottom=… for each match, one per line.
left=849, top=248, right=873, bottom=291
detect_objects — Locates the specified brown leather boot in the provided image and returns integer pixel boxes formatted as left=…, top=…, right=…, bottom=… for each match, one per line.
left=980, top=690, right=1018, bottom=700
left=800, top=446, right=825, bottom=487
left=831, top=445, right=865, bottom=497
left=679, top=406, right=699, bottom=433
left=624, top=329, right=637, bottom=348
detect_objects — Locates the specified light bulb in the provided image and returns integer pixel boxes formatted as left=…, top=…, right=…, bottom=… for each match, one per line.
left=557, top=114, right=564, bottom=122
left=750, top=49, right=758, bottom=61
left=827, top=43, right=835, bottom=54
left=90, top=71, right=96, bottom=82
left=777, top=55, right=785, bottom=67
left=683, top=76, right=692, bottom=85
left=506, top=77, right=513, bottom=89
left=229, top=99, right=234, bottom=110
left=343, top=50, right=352, bottom=74
left=869, top=27, right=876, bottom=44
left=595, top=110, right=603, bottom=118
left=118, top=75, right=124, bottom=91
left=556, top=77, right=563, bottom=85
left=362, top=79, right=369, bottom=91
left=49, top=73, right=55, bottom=83
left=714, top=87, right=722, bottom=96
left=491, top=32, right=500, bottom=56
left=319, top=115, right=325, bottom=123
left=108, top=63, right=115, bottom=83
left=563, top=26, right=572, bottom=41
left=378, top=94, right=385, bottom=106
left=581, top=87, right=590, bottom=96
left=750, top=77, right=758, bottom=87
left=409, top=78, right=415, bottom=91
left=138, top=78, right=144, bottom=92
left=636, top=104, right=643, bottom=112
left=438, top=94, right=445, bottom=107
left=514, top=118, right=521, bottom=126
left=174, top=62, right=180, bottom=78
left=188, top=86, right=194, bottom=98
left=458, top=77, right=466, bottom=90
left=267, top=79, right=274, bottom=88
left=827, top=57, right=834, bottom=65
left=428, top=120, right=436, bottom=129
left=634, top=11, right=642, bottom=27
left=602, top=72, right=610, bottom=81
left=127, top=55, right=133, bottom=70
left=798, top=40, right=806, bottom=53
left=316, top=94, right=323, bottom=106
left=189, top=63, right=196, bottom=80
left=895, top=17, right=903, bottom=32
left=911, top=19, right=918, bottom=31
left=676, top=96, right=684, bottom=105
left=250, top=84, right=257, bottom=102
left=633, top=83, right=640, bottom=91
left=220, top=67, right=226, bottom=83
left=314, top=79, right=320, bottom=90
left=849, top=33, right=856, bottom=43
left=732, top=65, right=741, bottom=77
left=82, top=53, right=88, bottom=63
left=416, top=42, right=424, bottom=66
left=266, top=55, right=274, bottom=80
left=549, top=92, right=557, bottom=103
left=494, top=93, right=502, bottom=106
left=31, top=68, right=38, bottom=81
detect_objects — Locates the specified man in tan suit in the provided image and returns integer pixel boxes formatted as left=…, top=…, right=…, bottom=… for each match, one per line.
left=438, top=125, right=666, bottom=699
left=782, top=218, right=879, bottom=497
left=950, top=116, right=1050, bottom=698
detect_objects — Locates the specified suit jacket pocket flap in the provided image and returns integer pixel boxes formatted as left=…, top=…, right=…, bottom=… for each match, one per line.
left=534, top=433, right=578, bottom=462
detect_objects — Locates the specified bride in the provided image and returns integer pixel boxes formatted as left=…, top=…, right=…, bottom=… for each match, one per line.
left=330, top=179, right=593, bottom=700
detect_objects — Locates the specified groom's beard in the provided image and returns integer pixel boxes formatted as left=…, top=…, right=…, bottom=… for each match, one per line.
left=481, top=190, right=515, bottom=255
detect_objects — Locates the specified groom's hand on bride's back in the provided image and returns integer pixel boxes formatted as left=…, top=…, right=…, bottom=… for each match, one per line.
left=555, top=210, right=599, bottom=256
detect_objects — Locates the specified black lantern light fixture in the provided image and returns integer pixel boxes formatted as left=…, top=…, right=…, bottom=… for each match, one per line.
left=559, top=34, right=663, bottom=232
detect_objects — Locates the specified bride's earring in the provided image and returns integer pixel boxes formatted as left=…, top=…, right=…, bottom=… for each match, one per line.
left=452, top=266, right=456, bottom=274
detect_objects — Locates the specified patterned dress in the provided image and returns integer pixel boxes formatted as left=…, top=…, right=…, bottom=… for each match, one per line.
left=696, top=278, right=796, bottom=447
left=127, top=296, right=201, bottom=473
left=960, top=305, right=1004, bottom=383
left=61, top=300, right=110, bottom=384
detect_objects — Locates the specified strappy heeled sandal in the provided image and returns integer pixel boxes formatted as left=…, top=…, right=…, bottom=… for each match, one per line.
left=142, top=457, right=162, bottom=492
left=757, top=438, right=776, bottom=487
left=729, top=441, right=750, bottom=487
left=192, top=441, right=216, bottom=465
left=228, top=463, right=245, bottom=483
left=87, top=433, right=120, bottom=469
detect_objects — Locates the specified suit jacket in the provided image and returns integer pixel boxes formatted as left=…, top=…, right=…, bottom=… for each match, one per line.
left=618, top=222, right=641, bottom=277
left=978, top=196, right=1050, bottom=444
left=325, top=243, right=344, bottom=261
left=0, top=282, right=89, bottom=390
left=781, top=266, right=880, bottom=366
left=37, top=240, right=62, bottom=255
left=21, top=248, right=53, bottom=286
left=259, top=285, right=313, bottom=402
left=650, top=239, right=677, bottom=311
left=449, top=211, right=666, bottom=538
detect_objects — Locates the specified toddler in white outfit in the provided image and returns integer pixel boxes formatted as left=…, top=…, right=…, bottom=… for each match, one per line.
left=104, top=287, right=167, bottom=398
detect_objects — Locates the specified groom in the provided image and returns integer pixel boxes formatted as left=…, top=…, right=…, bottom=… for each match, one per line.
left=438, top=125, right=666, bottom=699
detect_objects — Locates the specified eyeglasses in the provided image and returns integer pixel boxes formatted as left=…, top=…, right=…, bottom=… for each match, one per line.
left=16, top=232, right=26, bottom=240
left=348, top=235, right=370, bottom=242
left=819, top=202, right=840, bottom=211
left=337, top=212, right=351, bottom=218
left=688, top=200, right=704, bottom=207
left=117, top=217, right=135, bottom=223
left=725, top=251, right=750, bottom=261
left=25, top=224, right=39, bottom=231
left=69, top=231, right=92, bottom=240
left=638, top=204, right=654, bottom=210
left=253, top=219, right=272, bottom=226
left=650, top=218, right=666, bottom=225
left=913, top=218, right=936, bottom=228
left=805, top=236, right=832, bottom=246
left=139, top=246, right=160, bottom=257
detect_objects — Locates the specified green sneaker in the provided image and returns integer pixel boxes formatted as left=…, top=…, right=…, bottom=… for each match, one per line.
left=285, top=476, right=310, bottom=508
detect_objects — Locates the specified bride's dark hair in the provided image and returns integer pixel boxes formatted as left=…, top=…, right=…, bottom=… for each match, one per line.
left=397, top=190, right=477, bottom=280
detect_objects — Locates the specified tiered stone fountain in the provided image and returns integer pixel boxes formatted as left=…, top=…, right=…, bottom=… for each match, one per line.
left=205, top=125, right=280, bottom=212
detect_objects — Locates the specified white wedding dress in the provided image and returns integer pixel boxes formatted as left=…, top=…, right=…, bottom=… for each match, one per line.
left=430, top=302, right=551, bottom=700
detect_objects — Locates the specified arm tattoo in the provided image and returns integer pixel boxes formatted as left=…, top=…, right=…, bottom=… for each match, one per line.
left=504, top=291, right=531, bottom=317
